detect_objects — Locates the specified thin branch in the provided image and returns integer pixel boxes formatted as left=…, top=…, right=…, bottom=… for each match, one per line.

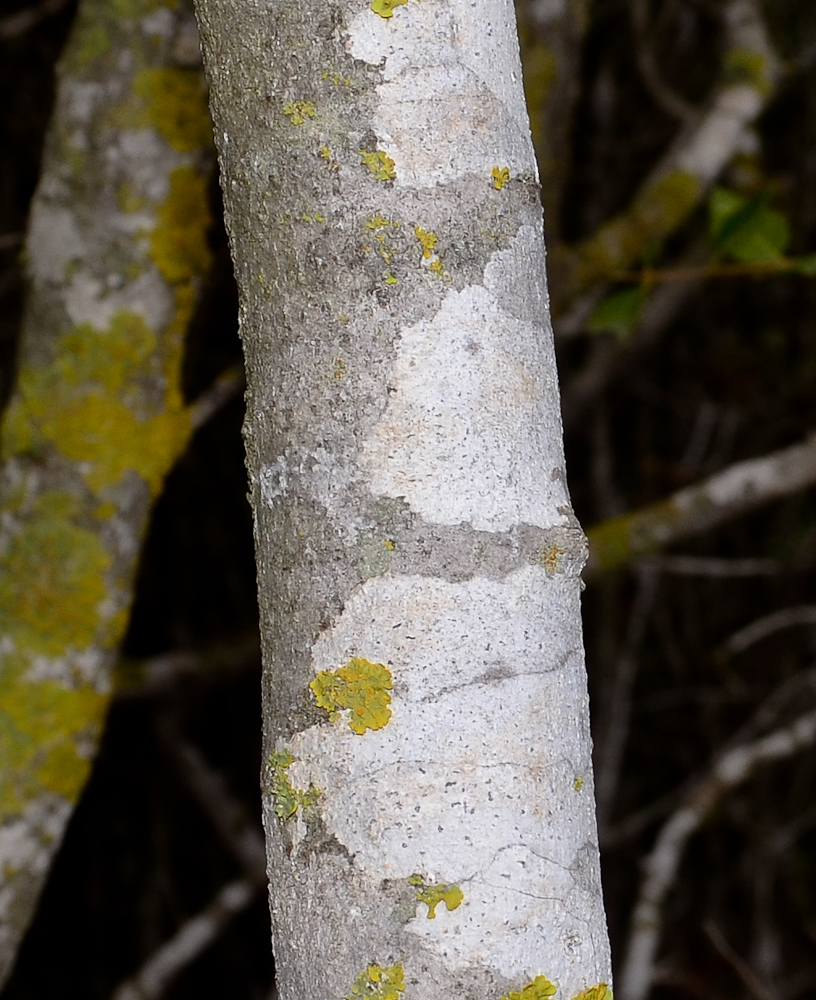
left=0, top=0, right=70, bottom=39
left=629, top=0, right=698, bottom=122
left=110, top=878, right=261, bottom=1000
left=724, top=606, right=816, bottom=656
left=0, top=232, right=23, bottom=251
left=703, top=920, right=779, bottom=1000
left=109, top=720, right=268, bottom=1000
left=639, top=555, right=781, bottom=577
left=585, top=432, right=816, bottom=577
left=157, top=722, right=266, bottom=878
left=595, top=568, right=659, bottom=830
left=187, top=362, right=245, bottom=431
left=552, top=0, right=780, bottom=313
left=113, top=631, right=260, bottom=699
left=619, top=708, right=816, bottom=1000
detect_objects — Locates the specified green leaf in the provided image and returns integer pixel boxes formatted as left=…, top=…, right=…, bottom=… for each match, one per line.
left=708, top=187, right=790, bottom=264
left=587, top=286, right=648, bottom=339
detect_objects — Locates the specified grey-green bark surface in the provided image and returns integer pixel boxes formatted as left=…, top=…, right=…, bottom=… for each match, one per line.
left=195, top=0, right=612, bottom=997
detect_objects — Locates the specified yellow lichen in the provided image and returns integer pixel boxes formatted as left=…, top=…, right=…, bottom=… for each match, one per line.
left=310, top=657, right=393, bottom=734
left=409, top=875, right=464, bottom=918
left=574, top=776, right=584, bottom=791
left=371, top=0, right=407, bottom=17
left=150, top=166, right=213, bottom=285
left=268, top=748, right=320, bottom=819
left=384, top=272, right=398, bottom=285
left=571, top=986, right=612, bottom=1000
left=414, top=226, right=438, bottom=258
left=348, top=965, right=405, bottom=1000
left=542, top=544, right=565, bottom=575
left=492, top=166, right=511, bottom=190
left=501, top=976, right=558, bottom=1000
left=132, top=68, right=213, bottom=153
left=1, top=311, right=191, bottom=497
left=283, top=101, right=316, bottom=125
left=360, top=150, right=396, bottom=181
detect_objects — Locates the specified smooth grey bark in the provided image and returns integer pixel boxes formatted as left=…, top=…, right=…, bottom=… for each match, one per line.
left=195, top=0, right=612, bottom=997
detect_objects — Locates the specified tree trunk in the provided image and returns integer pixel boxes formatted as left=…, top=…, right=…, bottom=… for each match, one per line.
left=0, top=0, right=214, bottom=983
left=194, top=0, right=612, bottom=997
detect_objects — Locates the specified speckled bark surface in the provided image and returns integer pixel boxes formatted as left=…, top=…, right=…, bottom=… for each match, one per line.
left=195, top=0, right=611, bottom=996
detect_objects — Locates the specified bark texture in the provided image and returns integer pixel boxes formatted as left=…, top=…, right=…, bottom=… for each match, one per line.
left=0, top=0, right=214, bottom=983
left=195, top=0, right=611, bottom=997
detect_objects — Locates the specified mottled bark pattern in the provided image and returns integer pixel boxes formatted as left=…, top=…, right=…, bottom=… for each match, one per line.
left=195, top=0, right=611, bottom=997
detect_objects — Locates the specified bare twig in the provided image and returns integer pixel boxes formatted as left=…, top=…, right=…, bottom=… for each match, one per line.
left=620, top=708, right=816, bottom=1000
left=703, top=920, right=778, bottom=1000
left=629, top=0, right=698, bottom=122
left=158, top=724, right=266, bottom=878
left=595, top=569, right=659, bottom=829
left=187, top=362, right=245, bottom=431
left=0, top=232, right=23, bottom=251
left=0, top=0, right=70, bottom=39
left=639, top=555, right=780, bottom=577
left=110, top=878, right=261, bottom=1000
left=110, top=718, right=268, bottom=1000
left=585, top=432, right=816, bottom=577
left=113, top=631, right=260, bottom=699
left=724, top=606, right=816, bottom=656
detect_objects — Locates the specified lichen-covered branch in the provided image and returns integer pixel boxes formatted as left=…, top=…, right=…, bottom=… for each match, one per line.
left=585, top=432, right=816, bottom=577
left=195, top=0, right=611, bottom=995
left=550, top=0, right=779, bottom=312
left=0, top=0, right=215, bottom=983
left=620, top=707, right=816, bottom=1000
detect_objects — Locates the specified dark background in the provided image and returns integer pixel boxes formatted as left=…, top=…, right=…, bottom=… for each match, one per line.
left=1, top=0, right=816, bottom=997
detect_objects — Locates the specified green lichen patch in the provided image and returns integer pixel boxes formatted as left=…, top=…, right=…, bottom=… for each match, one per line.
left=283, top=101, right=316, bottom=125
left=360, top=150, right=396, bottom=181
left=570, top=986, right=612, bottom=1000
left=347, top=964, right=405, bottom=1000
left=0, top=492, right=110, bottom=658
left=0, top=674, right=106, bottom=815
left=268, top=748, right=321, bottom=819
left=371, top=0, right=407, bottom=17
left=573, top=776, right=584, bottom=791
left=723, top=48, right=770, bottom=93
left=1, top=311, right=191, bottom=496
left=501, top=976, right=558, bottom=1000
left=408, top=874, right=464, bottom=918
left=150, top=166, right=213, bottom=286
left=309, top=657, right=393, bottom=734
left=492, top=166, right=510, bottom=190
left=132, top=68, right=213, bottom=153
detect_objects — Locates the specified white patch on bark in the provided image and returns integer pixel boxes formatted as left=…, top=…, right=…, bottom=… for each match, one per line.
left=64, top=270, right=174, bottom=332
left=346, top=0, right=536, bottom=188
left=359, top=228, right=569, bottom=531
left=26, top=205, right=86, bottom=285
left=287, top=567, right=609, bottom=993
left=0, top=797, right=73, bottom=952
